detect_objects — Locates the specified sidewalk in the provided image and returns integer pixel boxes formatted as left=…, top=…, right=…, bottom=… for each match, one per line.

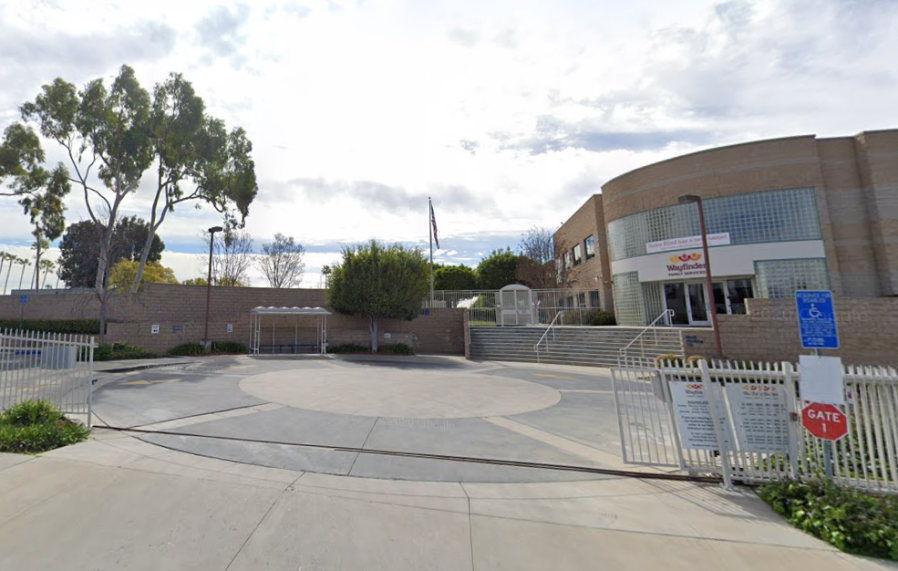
left=1, top=432, right=895, bottom=571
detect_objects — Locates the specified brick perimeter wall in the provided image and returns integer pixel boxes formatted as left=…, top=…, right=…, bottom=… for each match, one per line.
left=682, top=297, right=898, bottom=366
left=0, top=284, right=464, bottom=355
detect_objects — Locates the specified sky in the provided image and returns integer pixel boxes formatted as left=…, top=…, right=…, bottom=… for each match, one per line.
left=1, top=0, right=896, bottom=288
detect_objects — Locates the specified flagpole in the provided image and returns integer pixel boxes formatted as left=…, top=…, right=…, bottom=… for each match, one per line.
left=428, top=197, right=434, bottom=305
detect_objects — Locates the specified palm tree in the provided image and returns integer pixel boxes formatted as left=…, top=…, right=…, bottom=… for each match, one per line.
left=39, top=259, right=55, bottom=289
left=0, top=253, right=7, bottom=292
left=2, top=254, right=16, bottom=295
left=17, top=257, right=29, bottom=290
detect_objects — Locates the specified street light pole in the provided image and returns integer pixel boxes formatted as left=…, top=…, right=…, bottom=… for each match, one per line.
left=203, top=226, right=224, bottom=353
left=679, top=195, right=723, bottom=359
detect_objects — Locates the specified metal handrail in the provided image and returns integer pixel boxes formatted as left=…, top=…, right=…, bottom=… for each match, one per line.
left=534, top=312, right=564, bottom=363
left=618, top=309, right=674, bottom=363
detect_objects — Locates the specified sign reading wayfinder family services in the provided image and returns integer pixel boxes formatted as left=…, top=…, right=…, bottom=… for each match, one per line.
left=664, top=252, right=706, bottom=278
left=646, top=232, right=730, bottom=254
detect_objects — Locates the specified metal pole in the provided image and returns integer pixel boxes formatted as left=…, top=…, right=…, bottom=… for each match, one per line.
left=824, top=440, right=834, bottom=480
left=203, top=226, right=222, bottom=353
left=429, top=197, right=434, bottom=305
left=696, top=199, right=723, bottom=359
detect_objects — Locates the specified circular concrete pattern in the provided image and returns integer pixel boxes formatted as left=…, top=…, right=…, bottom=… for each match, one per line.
left=239, top=367, right=561, bottom=419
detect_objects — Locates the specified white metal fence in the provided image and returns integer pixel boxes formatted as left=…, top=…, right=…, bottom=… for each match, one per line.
left=424, top=289, right=606, bottom=326
left=612, top=358, right=898, bottom=492
left=0, top=329, right=95, bottom=425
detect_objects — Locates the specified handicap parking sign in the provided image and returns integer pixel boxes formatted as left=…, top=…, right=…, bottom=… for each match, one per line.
left=795, top=290, right=839, bottom=349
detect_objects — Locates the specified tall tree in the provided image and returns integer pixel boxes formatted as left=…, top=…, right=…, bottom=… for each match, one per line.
left=327, top=240, right=429, bottom=351
left=258, top=233, right=305, bottom=288
left=516, top=226, right=556, bottom=289
left=109, top=259, right=178, bottom=291
left=20, top=65, right=257, bottom=341
left=0, top=123, right=71, bottom=293
left=476, top=248, right=520, bottom=290
left=39, top=259, right=55, bottom=289
left=201, top=229, right=254, bottom=287
left=58, top=217, right=164, bottom=288
left=434, top=264, right=477, bottom=290
left=2, top=255, right=21, bottom=294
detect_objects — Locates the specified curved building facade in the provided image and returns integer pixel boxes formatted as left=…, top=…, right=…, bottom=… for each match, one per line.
left=554, top=129, right=898, bottom=326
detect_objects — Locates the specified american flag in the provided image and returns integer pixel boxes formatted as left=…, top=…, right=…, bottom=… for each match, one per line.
left=430, top=203, right=440, bottom=249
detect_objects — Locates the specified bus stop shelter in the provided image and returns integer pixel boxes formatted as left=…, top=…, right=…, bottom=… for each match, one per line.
left=249, top=306, right=330, bottom=356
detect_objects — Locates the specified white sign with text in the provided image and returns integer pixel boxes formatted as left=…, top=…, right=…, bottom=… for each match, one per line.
left=646, top=233, right=730, bottom=254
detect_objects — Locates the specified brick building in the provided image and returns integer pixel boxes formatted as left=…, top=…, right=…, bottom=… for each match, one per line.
left=555, top=129, right=898, bottom=326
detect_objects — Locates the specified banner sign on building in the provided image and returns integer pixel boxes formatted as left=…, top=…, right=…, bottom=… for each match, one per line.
left=646, top=232, right=730, bottom=254
left=664, top=252, right=706, bottom=278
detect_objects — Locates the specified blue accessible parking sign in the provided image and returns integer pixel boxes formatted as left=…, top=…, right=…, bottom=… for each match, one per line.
left=795, top=290, right=839, bottom=349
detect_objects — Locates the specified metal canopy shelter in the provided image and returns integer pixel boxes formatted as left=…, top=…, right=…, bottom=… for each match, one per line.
left=249, top=306, right=330, bottom=356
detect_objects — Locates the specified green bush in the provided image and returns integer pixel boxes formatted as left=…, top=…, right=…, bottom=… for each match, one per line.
left=93, top=342, right=157, bottom=361
left=585, top=310, right=617, bottom=326
left=378, top=342, right=414, bottom=355
left=328, top=343, right=371, bottom=354
left=759, top=479, right=898, bottom=560
left=168, top=342, right=205, bottom=356
left=211, top=341, right=247, bottom=354
left=0, top=400, right=90, bottom=454
left=0, top=319, right=101, bottom=335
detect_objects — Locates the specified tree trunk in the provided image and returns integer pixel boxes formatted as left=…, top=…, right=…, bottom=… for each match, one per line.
left=368, top=317, right=379, bottom=352
left=130, top=221, right=159, bottom=294
left=18, top=264, right=26, bottom=289
left=3, top=264, right=11, bottom=294
left=32, top=238, right=41, bottom=293
left=95, top=228, right=115, bottom=345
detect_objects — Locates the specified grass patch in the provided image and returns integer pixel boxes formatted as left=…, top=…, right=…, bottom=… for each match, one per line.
left=94, top=342, right=157, bottom=361
left=759, top=479, right=898, bottom=560
left=377, top=342, right=414, bottom=355
left=168, top=342, right=205, bottom=356
left=211, top=341, right=247, bottom=354
left=0, top=400, right=90, bottom=454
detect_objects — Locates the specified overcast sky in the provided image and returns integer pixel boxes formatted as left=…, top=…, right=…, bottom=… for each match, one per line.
left=1, top=0, right=896, bottom=287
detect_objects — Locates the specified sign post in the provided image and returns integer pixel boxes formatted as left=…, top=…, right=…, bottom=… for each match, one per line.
left=18, top=294, right=27, bottom=330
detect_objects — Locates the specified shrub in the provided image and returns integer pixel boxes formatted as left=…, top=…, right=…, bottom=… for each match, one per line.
left=655, top=353, right=686, bottom=367
left=377, top=342, right=414, bottom=355
left=328, top=343, right=371, bottom=354
left=0, top=319, right=101, bottom=335
left=759, top=479, right=898, bottom=560
left=168, top=342, right=205, bottom=356
left=211, top=341, right=247, bottom=354
left=585, top=310, right=616, bottom=326
left=93, top=342, right=157, bottom=361
left=0, top=400, right=90, bottom=454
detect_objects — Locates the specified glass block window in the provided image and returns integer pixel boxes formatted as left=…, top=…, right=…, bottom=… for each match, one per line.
left=573, top=244, right=583, bottom=266
left=612, top=272, right=645, bottom=325
left=584, top=235, right=596, bottom=260
left=755, top=259, right=830, bottom=298
left=607, top=188, right=822, bottom=261
left=641, top=282, right=664, bottom=323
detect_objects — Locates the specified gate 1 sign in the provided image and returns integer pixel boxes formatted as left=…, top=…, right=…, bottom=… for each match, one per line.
left=801, top=403, right=848, bottom=441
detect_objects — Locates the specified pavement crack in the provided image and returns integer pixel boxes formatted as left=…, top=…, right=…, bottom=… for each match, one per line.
left=461, top=483, right=476, bottom=571
left=346, top=417, right=379, bottom=475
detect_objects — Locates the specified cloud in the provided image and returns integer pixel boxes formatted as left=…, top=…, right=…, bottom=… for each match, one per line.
left=195, top=4, right=251, bottom=66
left=448, top=26, right=479, bottom=47
left=458, top=139, right=479, bottom=155
left=265, top=177, right=496, bottom=215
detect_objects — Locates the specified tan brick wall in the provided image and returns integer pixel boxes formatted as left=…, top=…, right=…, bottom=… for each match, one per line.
left=0, top=284, right=464, bottom=355
left=682, top=297, right=898, bottom=366
left=552, top=195, right=614, bottom=310
left=855, top=130, right=898, bottom=295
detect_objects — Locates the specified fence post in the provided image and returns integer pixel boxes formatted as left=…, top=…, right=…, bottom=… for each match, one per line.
left=783, top=361, right=801, bottom=479
left=87, top=336, right=95, bottom=428
left=699, top=359, right=734, bottom=490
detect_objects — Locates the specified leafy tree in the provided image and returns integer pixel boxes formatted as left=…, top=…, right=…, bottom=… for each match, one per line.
left=58, top=217, right=164, bottom=288
left=20, top=65, right=257, bottom=341
left=327, top=240, right=429, bottom=351
left=476, top=248, right=520, bottom=290
left=182, top=277, right=208, bottom=286
left=258, top=233, right=305, bottom=288
left=434, top=264, right=477, bottom=290
left=109, top=259, right=178, bottom=291
left=0, top=123, right=71, bottom=292
left=200, top=229, right=254, bottom=287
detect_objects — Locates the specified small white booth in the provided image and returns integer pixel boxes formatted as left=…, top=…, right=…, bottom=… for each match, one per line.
left=497, top=284, right=538, bottom=326
left=249, top=306, right=330, bottom=356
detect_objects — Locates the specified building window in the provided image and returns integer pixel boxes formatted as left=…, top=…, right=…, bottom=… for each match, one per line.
left=573, top=244, right=582, bottom=266
left=584, top=235, right=596, bottom=260
left=589, top=290, right=600, bottom=308
left=607, top=188, right=822, bottom=261
left=612, top=272, right=645, bottom=325
left=555, top=259, right=563, bottom=284
left=755, top=259, right=829, bottom=298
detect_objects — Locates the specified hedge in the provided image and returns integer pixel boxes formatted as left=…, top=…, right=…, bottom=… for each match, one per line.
left=0, top=319, right=101, bottom=335
left=0, top=400, right=90, bottom=454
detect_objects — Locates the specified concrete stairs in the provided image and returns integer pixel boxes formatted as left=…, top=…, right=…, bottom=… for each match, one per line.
left=468, top=326, right=685, bottom=368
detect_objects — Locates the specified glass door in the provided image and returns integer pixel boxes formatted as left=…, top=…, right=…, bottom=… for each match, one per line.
left=687, top=283, right=710, bottom=326
left=663, top=283, right=689, bottom=325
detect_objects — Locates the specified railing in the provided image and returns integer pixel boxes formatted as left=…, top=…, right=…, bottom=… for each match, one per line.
left=534, top=312, right=564, bottom=364
left=0, top=329, right=95, bottom=426
left=617, top=309, right=674, bottom=364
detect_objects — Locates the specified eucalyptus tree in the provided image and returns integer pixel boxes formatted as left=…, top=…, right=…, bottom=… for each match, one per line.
left=21, top=65, right=257, bottom=341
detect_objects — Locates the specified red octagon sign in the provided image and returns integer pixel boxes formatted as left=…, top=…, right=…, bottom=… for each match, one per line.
left=802, top=403, right=848, bottom=441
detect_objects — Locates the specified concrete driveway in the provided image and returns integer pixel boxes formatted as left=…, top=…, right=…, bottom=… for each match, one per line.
left=0, top=355, right=893, bottom=570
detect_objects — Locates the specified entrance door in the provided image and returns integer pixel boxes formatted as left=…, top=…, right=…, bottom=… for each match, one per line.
left=687, top=283, right=710, bottom=326
left=662, top=282, right=711, bottom=326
